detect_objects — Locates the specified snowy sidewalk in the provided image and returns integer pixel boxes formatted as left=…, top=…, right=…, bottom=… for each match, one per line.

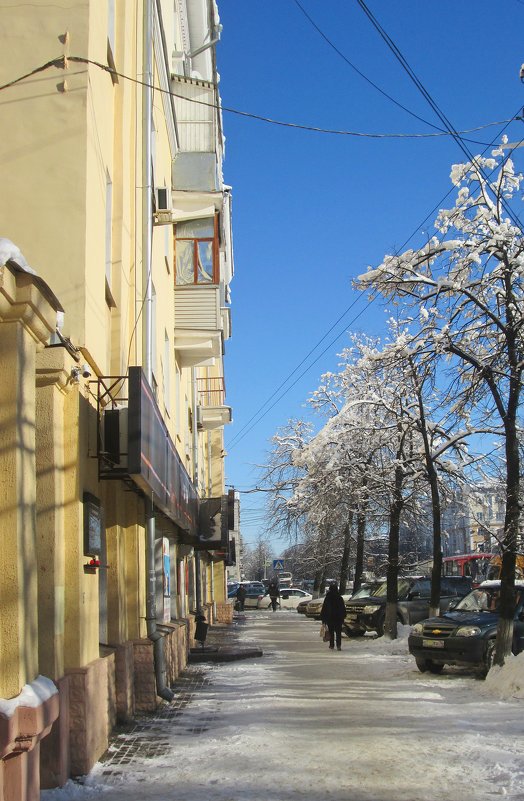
left=43, top=611, right=524, bottom=801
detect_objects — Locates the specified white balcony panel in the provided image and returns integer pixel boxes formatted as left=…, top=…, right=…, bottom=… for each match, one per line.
left=198, top=405, right=232, bottom=430
left=172, top=76, right=216, bottom=152
left=174, top=330, right=221, bottom=368
left=221, top=307, right=231, bottom=340
left=175, top=284, right=221, bottom=330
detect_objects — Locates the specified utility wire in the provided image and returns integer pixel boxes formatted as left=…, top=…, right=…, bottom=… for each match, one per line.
left=292, top=0, right=457, bottom=137
left=227, top=124, right=524, bottom=453
left=355, top=0, right=524, bottom=231
left=0, top=54, right=517, bottom=142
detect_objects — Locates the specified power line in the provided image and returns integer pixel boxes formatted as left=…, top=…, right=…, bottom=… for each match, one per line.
left=227, top=127, right=524, bottom=452
left=355, top=0, right=524, bottom=231
left=291, top=0, right=483, bottom=145
left=0, top=54, right=517, bottom=142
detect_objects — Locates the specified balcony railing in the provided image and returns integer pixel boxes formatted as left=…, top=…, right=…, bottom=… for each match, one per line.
left=197, top=376, right=225, bottom=407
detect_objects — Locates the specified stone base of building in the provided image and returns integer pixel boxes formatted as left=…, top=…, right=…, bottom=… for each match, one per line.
left=0, top=679, right=59, bottom=801
left=20, top=622, right=192, bottom=795
left=215, top=601, right=234, bottom=624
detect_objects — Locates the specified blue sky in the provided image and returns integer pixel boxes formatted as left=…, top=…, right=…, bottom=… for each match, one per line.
left=215, top=0, right=524, bottom=550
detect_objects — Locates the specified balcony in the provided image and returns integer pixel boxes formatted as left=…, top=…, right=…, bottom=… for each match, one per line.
left=196, top=376, right=232, bottom=430
left=174, top=284, right=223, bottom=367
left=171, top=75, right=221, bottom=193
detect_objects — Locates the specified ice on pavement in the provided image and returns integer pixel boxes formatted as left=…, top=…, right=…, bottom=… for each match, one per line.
left=42, top=612, right=524, bottom=801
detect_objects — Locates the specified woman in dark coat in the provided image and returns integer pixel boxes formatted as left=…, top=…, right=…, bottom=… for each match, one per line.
left=320, top=583, right=346, bottom=650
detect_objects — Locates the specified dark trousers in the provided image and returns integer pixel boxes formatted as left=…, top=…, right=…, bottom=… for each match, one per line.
left=270, top=596, right=278, bottom=611
left=328, top=624, right=342, bottom=649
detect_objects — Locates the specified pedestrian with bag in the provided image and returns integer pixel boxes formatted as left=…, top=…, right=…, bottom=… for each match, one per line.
left=320, top=582, right=346, bottom=651
left=236, top=583, right=247, bottom=612
left=267, top=578, right=280, bottom=612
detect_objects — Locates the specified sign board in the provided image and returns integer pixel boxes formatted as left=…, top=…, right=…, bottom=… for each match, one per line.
left=83, top=492, right=103, bottom=556
left=273, top=559, right=284, bottom=571
left=162, top=538, right=171, bottom=623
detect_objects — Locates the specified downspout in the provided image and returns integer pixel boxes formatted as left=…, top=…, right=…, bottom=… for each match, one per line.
left=192, top=367, right=202, bottom=612
left=142, top=0, right=174, bottom=702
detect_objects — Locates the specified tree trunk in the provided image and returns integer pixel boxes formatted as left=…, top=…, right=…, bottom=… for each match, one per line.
left=354, top=483, right=368, bottom=593
left=338, top=513, right=353, bottom=594
left=428, top=468, right=443, bottom=618
left=385, top=464, right=403, bottom=639
left=494, top=418, right=519, bottom=666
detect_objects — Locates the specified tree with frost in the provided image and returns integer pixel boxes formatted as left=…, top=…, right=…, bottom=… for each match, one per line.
left=292, top=419, right=369, bottom=593
left=259, top=419, right=313, bottom=541
left=376, top=326, right=478, bottom=618
left=307, top=335, right=395, bottom=592
left=358, top=142, right=524, bottom=663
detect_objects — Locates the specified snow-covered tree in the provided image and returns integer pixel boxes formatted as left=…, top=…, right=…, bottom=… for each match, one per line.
left=358, top=142, right=524, bottom=663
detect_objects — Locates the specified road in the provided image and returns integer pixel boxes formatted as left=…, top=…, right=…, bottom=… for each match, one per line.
left=45, top=609, right=524, bottom=801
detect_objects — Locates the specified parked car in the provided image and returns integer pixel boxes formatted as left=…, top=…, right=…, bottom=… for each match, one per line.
left=344, top=576, right=472, bottom=637
left=257, top=587, right=313, bottom=610
left=297, top=597, right=311, bottom=615
left=228, top=581, right=266, bottom=609
left=343, top=582, right=383, bottom=637
left=408, top=580, right=524, bottom=676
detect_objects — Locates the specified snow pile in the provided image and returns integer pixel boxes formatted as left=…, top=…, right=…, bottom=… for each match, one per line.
left=0, top=675, right=57, bottom=719
left=41, top=781, right=106, bottom=800
left=484, top=651, right=524, bottom=700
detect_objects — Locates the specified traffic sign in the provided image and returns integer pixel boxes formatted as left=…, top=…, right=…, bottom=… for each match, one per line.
left=273, top=559, right=284, bottom=570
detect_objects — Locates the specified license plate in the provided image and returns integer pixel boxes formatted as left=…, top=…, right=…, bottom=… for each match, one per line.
left=422, top=639, right=445, bottom=649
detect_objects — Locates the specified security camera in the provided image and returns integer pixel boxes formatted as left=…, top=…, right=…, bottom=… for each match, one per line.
left=81, top=363, right=92, bottom=378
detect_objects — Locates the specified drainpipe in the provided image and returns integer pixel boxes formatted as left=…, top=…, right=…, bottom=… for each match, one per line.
left=142, top=0, right=173, bottom=702
left=192, top=367, right=202, bottom=612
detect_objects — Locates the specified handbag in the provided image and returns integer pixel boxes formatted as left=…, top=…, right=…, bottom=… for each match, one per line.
left=320, top=623, right=330, bottom=641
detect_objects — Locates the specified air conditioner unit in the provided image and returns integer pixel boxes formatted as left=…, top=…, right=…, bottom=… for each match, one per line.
left=155, top=186, right=172, bottom=211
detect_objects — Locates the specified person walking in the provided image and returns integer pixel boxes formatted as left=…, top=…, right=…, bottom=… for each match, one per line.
left=267, top=578, right=280, bottom=611
left=236, top=583, right=247, bottom=612
left=321, top=583, right=346, bottom=650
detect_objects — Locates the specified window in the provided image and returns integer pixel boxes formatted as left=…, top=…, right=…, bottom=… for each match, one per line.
left=175, top=216, right=218, bottom=285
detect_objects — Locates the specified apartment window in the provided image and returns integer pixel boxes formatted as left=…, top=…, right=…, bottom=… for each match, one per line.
left=175, top=216, right=218, bottom=285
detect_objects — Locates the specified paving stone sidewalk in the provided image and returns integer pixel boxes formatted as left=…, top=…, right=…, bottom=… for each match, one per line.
left=97, top=617, right=254, bottom=780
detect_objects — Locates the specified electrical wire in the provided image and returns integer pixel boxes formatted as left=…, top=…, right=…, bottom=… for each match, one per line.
left=291, top=0, right=477, bottom=143
left=0, top=54, right=518, bottom=142
left=227, top=128, right=524, bottom=453
left=355, top=0, right=524, bottom=231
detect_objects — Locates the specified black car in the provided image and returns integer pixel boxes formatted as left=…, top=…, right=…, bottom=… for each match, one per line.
left=408, top=580, right=524, bottom=676
left=343, top=582, right=383, bottom=636
left=344, top=575, right=472, bottom=637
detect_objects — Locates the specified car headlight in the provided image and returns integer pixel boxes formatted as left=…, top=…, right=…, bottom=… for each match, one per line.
left=411, top=623, right=424, bottom=635
left=363, top=605, right=380, bottom=615
left=455, top=626, right=481, bottom=637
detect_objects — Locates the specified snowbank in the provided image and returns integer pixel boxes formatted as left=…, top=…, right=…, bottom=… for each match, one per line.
left=0, top=675, right=58, bottom=719
left=483, top=651, right=524, bottom=700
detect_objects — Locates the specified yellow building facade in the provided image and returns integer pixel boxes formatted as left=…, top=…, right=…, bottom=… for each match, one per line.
left=0, top=1, right=234, bottom=798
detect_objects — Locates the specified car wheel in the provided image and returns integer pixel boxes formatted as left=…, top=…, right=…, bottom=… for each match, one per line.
left=483, top=640, right=496, bottom=676
left=415, top=657, right=444, bottom=674
left=375, top=614, right=385, bottom=637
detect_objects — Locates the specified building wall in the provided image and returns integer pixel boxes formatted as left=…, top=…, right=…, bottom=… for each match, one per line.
left=0, top=1, right=236, bottom=798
